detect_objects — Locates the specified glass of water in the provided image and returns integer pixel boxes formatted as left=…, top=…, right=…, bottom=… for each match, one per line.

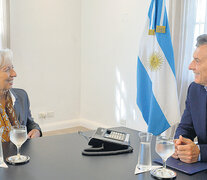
left=137, top=132, right=153, bottom=171
left=6, top=125, right=30, bottom=164
left=151, top=135, right=176, bottom=178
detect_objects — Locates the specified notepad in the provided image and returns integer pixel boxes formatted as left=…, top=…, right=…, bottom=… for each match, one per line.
left=154, top=157, right=207, bottom=175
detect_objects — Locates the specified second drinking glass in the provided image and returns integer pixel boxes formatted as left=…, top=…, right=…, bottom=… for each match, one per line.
left=150, top=135, right=176, bottom=178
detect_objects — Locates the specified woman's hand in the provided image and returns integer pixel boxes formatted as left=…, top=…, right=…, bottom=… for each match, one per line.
left=27, top=129, right=41, bottom=139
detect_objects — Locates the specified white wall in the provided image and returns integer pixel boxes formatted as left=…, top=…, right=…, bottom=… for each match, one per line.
left=10, top=0, right=150, bottom=132
left=10, top=0, right=81, bottom=131
left=81, top=0, right=150, bottom=131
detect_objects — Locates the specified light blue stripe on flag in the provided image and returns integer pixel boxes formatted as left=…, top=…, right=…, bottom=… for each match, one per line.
left=155, top=2, right=176, bottom=76
left=137, top=57, right=170, bottom=135
left=156, top=24, right=175, bottom=76
left=155, top=0, right=163, bottom=26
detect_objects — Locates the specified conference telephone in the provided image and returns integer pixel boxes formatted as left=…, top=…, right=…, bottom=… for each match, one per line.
left=82, top=128, right=133, bottom=156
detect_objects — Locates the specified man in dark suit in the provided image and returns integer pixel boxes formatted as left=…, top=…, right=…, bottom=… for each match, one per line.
left=173, top=34, right=207, bottom=163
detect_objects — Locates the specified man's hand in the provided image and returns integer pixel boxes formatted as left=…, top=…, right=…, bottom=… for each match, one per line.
left=27, top=129, right=41, bottom=139
left=172, top=139, right=181, bottom=159
left=173, top=135, right=200, bottom=163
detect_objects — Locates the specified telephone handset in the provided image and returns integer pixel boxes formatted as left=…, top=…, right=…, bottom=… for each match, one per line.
left=82, top=128, right=133, bottom=156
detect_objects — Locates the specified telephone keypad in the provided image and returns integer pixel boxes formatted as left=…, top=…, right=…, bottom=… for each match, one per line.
left=107, top=131, right=125, bottom=141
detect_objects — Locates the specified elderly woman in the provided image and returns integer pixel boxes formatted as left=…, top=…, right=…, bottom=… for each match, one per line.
left=0, top=49, right=41, bottom=142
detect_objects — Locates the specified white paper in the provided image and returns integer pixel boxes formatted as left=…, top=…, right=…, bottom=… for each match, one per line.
left=0, top=162, right=8, bottom=168
left=134, top=165, right=162, bottom=175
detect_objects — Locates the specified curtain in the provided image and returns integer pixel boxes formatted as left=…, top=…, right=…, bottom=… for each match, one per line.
left=0, top=0, right=10, bottom=49
left=168, top=0, right=197, bottom=115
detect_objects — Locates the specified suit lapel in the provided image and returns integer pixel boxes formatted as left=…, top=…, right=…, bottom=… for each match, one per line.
left=197, top=86, right=207, bottom=140
left=10, top=89, right=20, bottom=121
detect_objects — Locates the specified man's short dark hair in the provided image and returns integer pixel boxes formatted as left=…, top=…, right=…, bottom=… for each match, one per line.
left=196, top=34, right=207, bottom=47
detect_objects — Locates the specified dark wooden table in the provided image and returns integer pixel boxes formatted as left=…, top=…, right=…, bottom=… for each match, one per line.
left=0, top=127, right=206, bottom=180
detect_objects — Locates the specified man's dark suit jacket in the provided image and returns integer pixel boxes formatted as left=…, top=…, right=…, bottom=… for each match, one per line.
left=175, top=82, right=207, bottom=161
left=10, top=88, right=42, bottom=136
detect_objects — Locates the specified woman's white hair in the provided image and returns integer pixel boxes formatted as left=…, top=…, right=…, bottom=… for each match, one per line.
left=0, top=49, right=13, bottom=68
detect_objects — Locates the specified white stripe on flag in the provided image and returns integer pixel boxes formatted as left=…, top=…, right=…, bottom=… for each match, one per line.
left=160, top=0, right=165, bottom=26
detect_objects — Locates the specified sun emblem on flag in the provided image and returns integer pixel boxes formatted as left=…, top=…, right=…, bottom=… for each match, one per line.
left=148, top=52, right=164, bottom=71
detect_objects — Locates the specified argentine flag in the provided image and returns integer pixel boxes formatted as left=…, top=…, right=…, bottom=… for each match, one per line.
left=137, top=0, right=180, bottom=135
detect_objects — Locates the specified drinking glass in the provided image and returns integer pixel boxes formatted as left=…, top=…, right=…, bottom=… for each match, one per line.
left=6, top=125, right=30, bottom=164
left=151, top=135, right=176, bottom=178
left=137, top=132, right=152, bottom=171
